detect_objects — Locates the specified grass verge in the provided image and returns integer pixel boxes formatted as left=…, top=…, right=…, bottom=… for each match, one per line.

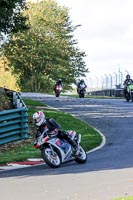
left=113, top=197, right=133, bottom=200
left=0, top=98, right=102, bottom=164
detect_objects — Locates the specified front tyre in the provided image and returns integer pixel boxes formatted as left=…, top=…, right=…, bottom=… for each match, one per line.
left=41, top=146, right=61, bottom=168
left=79, top=90, right=85, bottom=98
left=79, top=92, right=84, bottom=98
left=75, top=146, right=87, bottom=164
left=55, top=91, right=60, bottom=97
left=125, top=93, right=130, bottom=101
left=131, top=91, right=133, bottom=102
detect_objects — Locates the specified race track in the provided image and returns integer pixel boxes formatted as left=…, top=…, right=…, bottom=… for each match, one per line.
left=1, top=93, right=133, bottom=200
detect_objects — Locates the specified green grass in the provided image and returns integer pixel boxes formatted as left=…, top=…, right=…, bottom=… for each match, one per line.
left=22, top=98, right=47, bottom=106
left=0, top=98, right=102, bottom=164
left=113, top=197, right=133, bottom=200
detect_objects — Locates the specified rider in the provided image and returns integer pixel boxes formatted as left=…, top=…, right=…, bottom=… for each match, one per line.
left=33, top=111, right=78, bottom=155
left=123, top=74, right=133, bottom=96
left=77, top=79, right=87, bottom=94
left=54, top=79, right=63, bottom=91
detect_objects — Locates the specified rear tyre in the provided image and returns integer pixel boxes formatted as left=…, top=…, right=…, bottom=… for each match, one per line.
left=41, top=146, right=61, bottom=168
left=75, top=146, right=87, bottom=164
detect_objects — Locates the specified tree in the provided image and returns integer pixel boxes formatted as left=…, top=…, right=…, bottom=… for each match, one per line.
left=0, top=55, right=19, bottom=90
left=0, top=0, right=29, bottom=38
left=2, top=0, right=89, bottom=92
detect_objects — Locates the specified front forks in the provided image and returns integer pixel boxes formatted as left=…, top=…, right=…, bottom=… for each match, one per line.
left=49, top=144, right=56, bottom=156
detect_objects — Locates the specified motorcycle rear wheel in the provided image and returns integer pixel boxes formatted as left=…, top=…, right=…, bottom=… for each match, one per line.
left=41, top=146, right=61, bottom=168
left=75, top=146, right=87, bottom=164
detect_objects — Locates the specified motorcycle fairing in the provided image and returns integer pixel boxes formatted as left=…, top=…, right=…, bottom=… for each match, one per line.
left=46, top=137, right=72, bottom=162
left=56, top=85, right=62, bottom=90
left=128, top=84, right=133, bottom=91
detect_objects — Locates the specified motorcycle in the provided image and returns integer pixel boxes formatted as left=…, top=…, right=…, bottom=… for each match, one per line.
left=125, top=84, right=133, bottom=102
left=77, top=82, right=86, bottom=98
left=34, top=129, right=87, bottom=168
left=55, top=85, right=62, bottom=97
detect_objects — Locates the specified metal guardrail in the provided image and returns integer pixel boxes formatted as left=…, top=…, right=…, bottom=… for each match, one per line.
left=13, top=92, right=27, bottom=108
left=0, top=91, right=28, bottom=145
left=88, top=89, right=124, bottom=97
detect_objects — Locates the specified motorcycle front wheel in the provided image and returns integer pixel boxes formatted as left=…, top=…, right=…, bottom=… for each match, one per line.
left=75, top=146, right=87, bottom=164
left=55, top=91, right=60, bottom=97
left=125, top=92, right=130, bottom=101
left=79, top=91, right=85, bottom=98
left=41, top=146, right=61, bottom=168
left=131, top=91, right=133, bottom=102
left=79, top=94, right=84, bottom=98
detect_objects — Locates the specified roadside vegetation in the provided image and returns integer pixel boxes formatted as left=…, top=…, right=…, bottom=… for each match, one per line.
left=0, top=98, right=102, bottom=164
left=113, top=197, right=133, bottom=200
left=0, top=58, right=19, bottom=91
left=1, top=0, right=88, bottom=93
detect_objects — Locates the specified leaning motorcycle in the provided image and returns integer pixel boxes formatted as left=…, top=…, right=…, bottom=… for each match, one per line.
left=55, top=85, right=62, bottom=97
left=125, top=84, right=133, bottom=102
left=34, top=129, right=87, bottom=168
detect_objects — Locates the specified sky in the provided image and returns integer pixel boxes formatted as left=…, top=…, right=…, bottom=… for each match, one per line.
left=56, top=0, right=133, bottom=81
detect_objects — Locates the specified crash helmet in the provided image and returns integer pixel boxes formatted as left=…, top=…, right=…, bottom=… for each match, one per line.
left=58, top=78, right=62, bottom=81
left=126, top=74, right=130, bottom=79
left=80, top=79, right=84, bottom=83
left=33, top=111, right=46, bottom=126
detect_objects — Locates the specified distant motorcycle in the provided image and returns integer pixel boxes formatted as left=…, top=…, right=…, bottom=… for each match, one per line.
left=125, top=84, right=133, bottom=102
left=54, top=85, right=62, bottom=97
left=78, top=88, right=86, bottom=98
left=77, top=82, right=87, bottom=98
left=77, top=84, right=86, bottom=98
left=34, top=129, right=87, bottom=168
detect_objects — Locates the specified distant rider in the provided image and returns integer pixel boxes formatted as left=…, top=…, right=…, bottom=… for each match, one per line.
left=77, top=79, right=87, bottom=94
left=54, top=79, right=63, bottom=92
left=33, top=111, right=78, bottom=155
left=123, top=74, right=133, bottom=96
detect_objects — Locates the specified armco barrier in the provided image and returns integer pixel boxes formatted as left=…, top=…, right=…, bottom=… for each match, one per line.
left=88, top=89, right=124, bottom=97
left=0, top=91, right=28, bottom=145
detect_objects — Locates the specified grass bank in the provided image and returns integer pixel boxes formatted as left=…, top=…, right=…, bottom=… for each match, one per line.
left=113, top=197, right=133, bottom=200
left=0, top=98, right=102, bottom=164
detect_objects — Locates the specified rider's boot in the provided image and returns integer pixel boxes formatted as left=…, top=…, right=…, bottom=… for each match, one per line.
left=61, top=131, right=78, bottom=155
left=68, top=137, right=78, bottom=155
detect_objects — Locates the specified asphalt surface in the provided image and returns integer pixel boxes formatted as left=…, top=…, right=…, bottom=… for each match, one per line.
left=1, top=93, right=133, bottom=200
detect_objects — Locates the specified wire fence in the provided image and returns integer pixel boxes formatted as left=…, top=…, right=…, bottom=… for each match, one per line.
left=86, top=69, right=133, bottom=91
